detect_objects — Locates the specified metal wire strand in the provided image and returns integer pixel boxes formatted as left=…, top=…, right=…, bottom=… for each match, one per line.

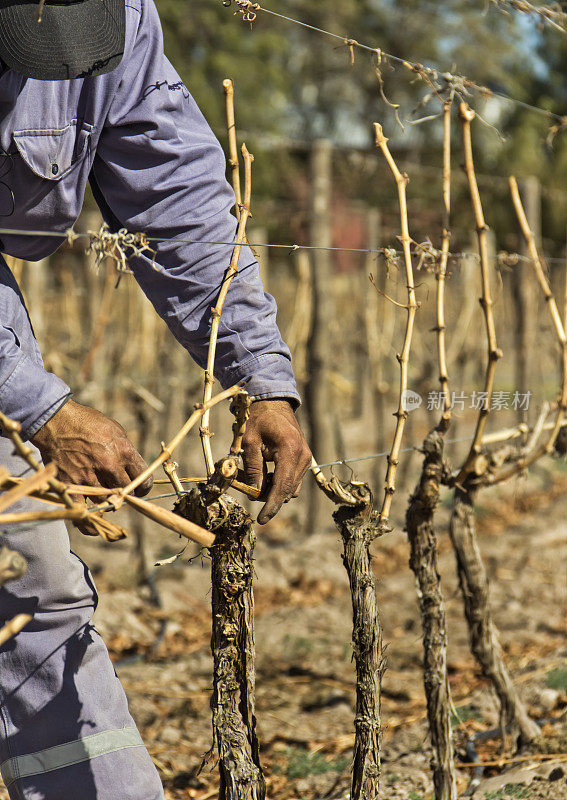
left=2, top=225, right=567, bottom=268
left=224, top=0, right=567, bottom=127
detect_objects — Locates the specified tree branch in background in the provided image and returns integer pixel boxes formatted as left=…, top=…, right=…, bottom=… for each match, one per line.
left=488, top=0, right=566, bottom=33
left=79, top=256, right=116, bottom=382
left=365, top=209, right=395, bottom=491
left=286, top=250, right=312, bottom=383
left=304, top=139, right=335, bottom=533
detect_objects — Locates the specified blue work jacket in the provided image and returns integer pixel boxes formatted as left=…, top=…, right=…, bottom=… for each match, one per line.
left=0, top=0, right=299, bottom=439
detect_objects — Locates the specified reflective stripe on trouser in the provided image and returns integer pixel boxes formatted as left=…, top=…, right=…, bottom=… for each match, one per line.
left=0, top=727, right=144, bottom=788
left=0, top=264, right=164, bottom=799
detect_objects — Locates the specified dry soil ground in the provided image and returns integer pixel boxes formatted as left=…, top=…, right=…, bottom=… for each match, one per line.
left=1, top=470, right=566, bottom=800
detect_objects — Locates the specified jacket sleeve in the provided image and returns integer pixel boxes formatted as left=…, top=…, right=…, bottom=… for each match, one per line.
left=0, top=270, right=71, bottom=439
left=89, top=0, right=299, bottom=405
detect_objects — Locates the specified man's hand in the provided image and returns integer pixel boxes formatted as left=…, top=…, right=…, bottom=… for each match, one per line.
left=242, top=399, right=312, bottom=525
left=31, top=399, right=153, bottom=499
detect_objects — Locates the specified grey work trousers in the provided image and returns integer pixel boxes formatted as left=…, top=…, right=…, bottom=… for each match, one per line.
left=0, top=266, right=164, bottom=799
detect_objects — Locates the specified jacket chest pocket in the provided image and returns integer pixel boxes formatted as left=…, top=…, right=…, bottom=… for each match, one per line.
left=12, top=120, right=93, bottom=181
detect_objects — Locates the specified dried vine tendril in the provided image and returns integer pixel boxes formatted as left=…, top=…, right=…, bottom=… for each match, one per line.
left=222, top=0, right=260, bottom=23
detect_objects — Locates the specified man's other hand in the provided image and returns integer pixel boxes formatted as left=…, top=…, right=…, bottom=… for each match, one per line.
left=31, top=399, right=153, bottom=497
left=242, top=399, right=312, bottom=525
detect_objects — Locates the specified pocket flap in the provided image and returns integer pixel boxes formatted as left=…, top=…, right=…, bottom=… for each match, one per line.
left=13, top=120, right=92, bottom=182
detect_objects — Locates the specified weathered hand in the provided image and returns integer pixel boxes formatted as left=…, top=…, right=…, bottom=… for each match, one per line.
left=31, top=399, right=153, bottom=534
left=242, top=399, right=312, bottom=525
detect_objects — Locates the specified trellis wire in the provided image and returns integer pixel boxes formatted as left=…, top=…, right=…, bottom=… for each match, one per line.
left=3, top=225, right=567, bottom=268
left=0, top=430, right=545, bottom=518
left=314, top=437, right=473, bottom=470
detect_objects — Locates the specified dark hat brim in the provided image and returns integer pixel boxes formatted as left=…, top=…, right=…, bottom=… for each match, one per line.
left=0, top=0, right=125, bottom=80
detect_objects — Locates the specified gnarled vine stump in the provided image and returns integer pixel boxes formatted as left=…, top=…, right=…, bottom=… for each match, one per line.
left=176, top=490, right=265, bottom=800
left=450, top=481, right=541, bottom=748
left=334, top=504, right=384, bottom=800
left=405, top=431, right=457, bottom=800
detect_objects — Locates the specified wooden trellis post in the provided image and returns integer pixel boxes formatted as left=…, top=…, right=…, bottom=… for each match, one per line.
left=306, top=138, right=335, bottom=534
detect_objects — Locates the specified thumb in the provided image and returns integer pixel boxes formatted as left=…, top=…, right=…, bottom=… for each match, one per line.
left=242, top=434, right=264, bottom=491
